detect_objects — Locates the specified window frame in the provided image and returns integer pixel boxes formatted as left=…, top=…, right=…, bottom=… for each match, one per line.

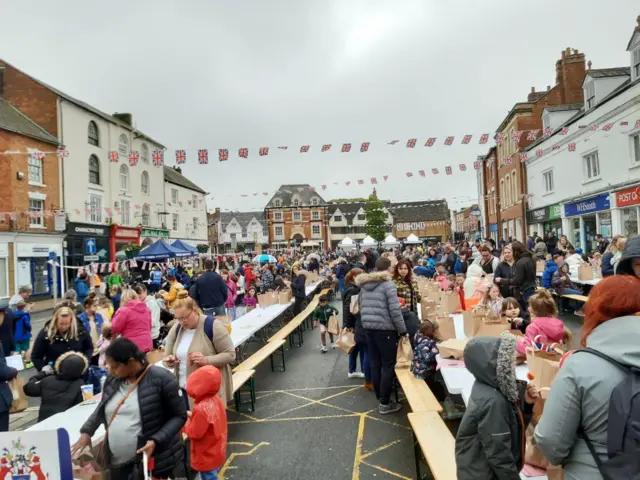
left=88, top=121, right=99, bottom=146
left=90, top=194, right=103, bottom=223
left=312, top=224, right=321, bottom=236
left=583, top=150, right=601, bottom=180
left=543, top=169, right=554, bottom=193
left=632, top=133, right=640, bottom=164
left=88, top=155, right=100, bottom=185
left=334, top=215, right=343, bottom=222
left=121, top=199, right=131, bottom=225
left=29, top=199, right=44, bottom=227
left=118, top=134, right=129, bottom=155
left=140, top=143, right=149, bottom=164
left=500, top=179, right=505, bottom=210
left=172, top=213, right=179, bottom=231
left=293, top=211, right=301, bottom=221
left=274, top=212, right=283, bottom=221
left=141, top=171, right=150, bottom=195
left=28, top=155, right=43, bottom=184
left=542, top=114, right=551, bottom=132
left=273, top=199, right=282, bottom=207
left=633, top=48, right=640, bottom=79
left=274, top=225, right=284, bottom=238
left=292, top=199, right=300, bottom=207
left=119, top=164, right=129, bottom=191
left=357, top=213, right=365, bottom=221
left=192, top=194, right=197, bottom=208
left=311, top=197, right=319, bottom=206
left=511, top=171, right=518, bottom=205
left=142, top=204, right=150, bottom=226
left=585, top=81, right=596, bottom=109
left=311, top=211, right=320, bottom=221
left=171, top=188, right=179, bottom=204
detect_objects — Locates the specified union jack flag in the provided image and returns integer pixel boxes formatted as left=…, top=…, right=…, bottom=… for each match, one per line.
left=354, top=179, right=362, bottom=185
left=560, top=127, right=569, bottom=135
left=479, top=134, right=490, bottom=144
left=238, top=148, right=249, bottom=158
left=309, top=187, right=316, bottom=192
left=383, top=175, right=388, bottom=181
left=552, top=145, right=560, bottom=150
left=620, top=121, right=629, bottom=126
left=473, top=161, right=481, bottom=170
left=300, top=145, right=310, bottom=153
left=370, top=178, right=377, bottom=184
left=175, top=150, right=186, bottom=164
left=105, top=208, right=113, bottom=217
left=342, top=143, right=352, bottom=153
left=198, top=149, right=209, bottom=164
left=321, top=144, right=331, bottom=152
left=387, top=140, right=400, bottom=145
left=129, top=151, right=139, bottom=166
left=589, top=124, right=599, bottom=132
left=406, top=172, right=413, bottom=177
left=345, top=181, right=351, bottom=186
left=152, top=150, right=163, bottom=166
left=444, top=136, right=454, bottom=146
left=134, top=204, right=141, bottom=209
left=504, top=156, right=512, bottom=165
left=360, top=142, right=370, bottom=152
left=109, top=151, right=119, bottom=162
left=543, top=127, right=552, bottom=137
left=527, top=130, right=539, bottom=141
left=425, top=138, right=436, bottom=147
left=418, top=170, right=425, bottom=177
left=635, top=119, right=640, bottom=129
left=322, top=185, right=327, bottom=190
left=602, top=123, right=614, bottom=131
left=520, top=152, right=528, bottom=161
left=536, top=149, right=544, bottom=158
left=278, top=146, right=288, bottom=150
left=406, top=139, right=417, bottom=148
left=218, top=149, right=228, bottom=162
left=259, top=147, right=269, bottom=156
left=462, top=135, right=472, bottom=144
left=459, top=164, right=467, bottom=171
left=432, top=168, right=439, bottom=175
left=568, top=143, right=576, bottom=152
left=512, top=131, right=522, bottom=143
left=56, top=146, right=69, bottom=159
left=445, top=166, right=452, bottom=175
left=495, top=134, right=504, bottom=145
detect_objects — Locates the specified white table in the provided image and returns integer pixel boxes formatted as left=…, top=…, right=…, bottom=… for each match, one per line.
left=536, top=270, right=601, bottom=286
left=230, top=302, right=291, bottom=347
left=26, top=398, right=104, bottom=445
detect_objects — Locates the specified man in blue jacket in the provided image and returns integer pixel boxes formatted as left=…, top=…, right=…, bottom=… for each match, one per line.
left=191, top=258, right=228, bottom=316
left=542, top=254, right=562, bottom=289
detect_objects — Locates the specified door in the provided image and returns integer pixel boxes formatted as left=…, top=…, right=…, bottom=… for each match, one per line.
left=32, top=258, right=49, bottom=295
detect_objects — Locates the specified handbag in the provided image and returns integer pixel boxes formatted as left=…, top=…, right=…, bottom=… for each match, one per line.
left=349, top=294, right=360, bottom=315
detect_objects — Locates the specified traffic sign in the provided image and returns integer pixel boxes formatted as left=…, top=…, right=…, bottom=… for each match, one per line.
left=84, top=255, right=99, bottom=262
left=85, top=238, right=97, bottom=255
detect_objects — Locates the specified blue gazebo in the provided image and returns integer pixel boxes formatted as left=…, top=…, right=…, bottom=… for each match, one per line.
left=136, top=240, right=191, bottom=260
left=171, top=239, right=198, bottom=255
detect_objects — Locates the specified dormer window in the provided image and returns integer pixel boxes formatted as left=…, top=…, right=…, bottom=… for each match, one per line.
left=273, top=198, right=282, bottom=207
left=585, top=82, right=596, bottom=109
left=292, top=199, right=300, bottom=207
left=634, top=48, right=640, bottom=79
left=542, top=114, right=551, bottom=132
left=311, top=197, right=319, bottom=206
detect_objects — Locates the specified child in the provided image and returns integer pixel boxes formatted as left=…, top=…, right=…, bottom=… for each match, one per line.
left=446, top=275, right=456, bottom=290
left=311, top=295, right=339, bottom=353
left=242, top=286, right=258, bottom=309
left=96, top=295, right=114, bottom=321
left=433, top=263, right=450, bottom=290
left=23, top=351, right=88, bottom=421
left=541, top=254, right=560, bottom=289
left=453, top=274, right=466, bottom=311
left=501, top=297, right=530, bottom=334
left=456, top=333, right=538, bottom=479
left=479, top=285, right=503, bottom=317
left=551, top=262, right=584, bottom=316
left=184, top=365, right=227, bottom=480
left=463, top=264, right=486, bottom=299
left=97, top=323, right=112, bottom=368
left=13, top=301, right=32, bottom=367
left=411, top=321, right=438, bottom=381
left=516, top=289, right=566, bottom=355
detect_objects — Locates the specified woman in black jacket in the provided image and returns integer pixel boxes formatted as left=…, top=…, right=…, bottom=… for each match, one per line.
left=342, top=268, right=372, bottom=391
left=24, top=351, right=88, bottom=421
left=495, top=241, right=536, bottom=312
left=291, top=265, right=307, bottom=315
left=30, top=307, right=93, bottom=372
left=72, top=338, right=187, bottom=479
left=493, top=245, right=516, bottom=298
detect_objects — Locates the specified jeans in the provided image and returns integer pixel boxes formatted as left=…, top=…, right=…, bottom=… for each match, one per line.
left=338, top=277, right=345, bottom=295
left=200, top=469, right=220, bottom=480
left=204, top=306, right=226, bottom=317
left=365, top=330, right=398, bottom=405
left=519, top=288, right=537, bottom=312
left=349, top=340, right=370, bottom=381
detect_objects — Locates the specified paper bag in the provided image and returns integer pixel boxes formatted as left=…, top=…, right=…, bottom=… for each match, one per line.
left=336, top=328, right=356, bottom=354
left=258, top=291, right=278, bottom=306
left=462, top=310, right=479, bottom=338
left=8, top=377, right=28, bottom=413
left=427, top=289, right=441, bottom=303
left=146, top=349, right=165, bottom=364
left=475, top=316, right=510, bottom=338
left=439, top=291, right=461, bottom=314
left=578, top=264, right=594, bottom=281
left=547, top=465, right=564, bottom=480
left=435, top=315, right=457, bottom=341
left=278, top=289, right=292, bottom=304
left=536, top=260, right=546, bottom=273
left=396, top=336, right=413, bottom=368
left=420, top=299, right=436, bottom=319
left=73, top=446, right=108, bottom=480
left=327, top=314, right=340, bottom=335
left=526, top=349, right=561, bottom=390
left=437, top=338, right=468, bottom=360
left=533, top=387, right=550, bottom=421
left=524, top=423, right=549, bottom=469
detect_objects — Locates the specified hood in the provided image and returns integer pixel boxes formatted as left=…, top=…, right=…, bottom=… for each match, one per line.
left=186, top=365, right=221, bottom=402
left=54, top=351, right=88, bottom=380
left=520, top=251, right=533, bottom=259
left=467, top=264, right=483, bottom=279
left=616, top=234, right=640, bottom=276
left=337, top=257, right=347, bottom=264
left=587, top=315, right=640, bottom=369
left=464, top=333, right=518, bottom=403
left=556, top=261, right=569, bottom=273
left=545, top=260, right=556, bottom=268
left=355, top=271, right=392, bottom=290
left=531, top=317, right=565, bottom=341
left=13, top=310, right=29, bottom=320
left=124, top=299, right=149, bottom=314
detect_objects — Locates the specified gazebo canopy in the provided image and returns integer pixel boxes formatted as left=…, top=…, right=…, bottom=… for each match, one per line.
left=136, top=240, right=190, bottom=260
left=338, top=236, right=355, bottom=246
left=383, top=234, right=400, bottom=247
left=404, top=233, right=422, bottom=245
left=171, top=239, right=198, bottom=254
left=360, top=235, right=378, bottom=248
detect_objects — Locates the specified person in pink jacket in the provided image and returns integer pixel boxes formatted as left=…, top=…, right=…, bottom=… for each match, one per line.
left=222, top=270, right=238, bottom=309
left=111, top=289, right=152, bottom=352
left=516, top=289, right=567, bottom=355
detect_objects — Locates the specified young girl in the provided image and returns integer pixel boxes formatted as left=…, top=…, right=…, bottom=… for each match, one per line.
left=242, top=286, right=258, bottom=309
left=516, top=289, right=566, bottom=355
left=411, top=322, right=439, bottom=382
left=433, top=263, right=450, bottom=290
left=480, top=285, right=503, bottom=317
left=501, top=297, right=530, bottom=334
left=97, top=323, right=112, bottom=368
left=453, top=274, right=466, bottom=311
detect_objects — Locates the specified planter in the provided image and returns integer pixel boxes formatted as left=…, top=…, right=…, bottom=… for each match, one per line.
left=196, top=246, right=209, bottom=253
left=125, top=250, right=140, bottom=259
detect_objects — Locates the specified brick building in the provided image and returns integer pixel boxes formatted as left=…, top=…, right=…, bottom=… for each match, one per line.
left=482, top=147, right=499, bottom=241
left=0, top=99, right=64, bottom=299
left=391, top=200, right=451, bottom=244
left=491, top=48, right=586, bottom=241
left=265, top=185, right=330, bottom=249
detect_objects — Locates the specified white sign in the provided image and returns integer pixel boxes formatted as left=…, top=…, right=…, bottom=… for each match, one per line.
left=396, top=222, right=426, bottom=232
left=54, top=215, right=66, bottom=232
left=84, top=255, right=99, bottom=262
left=0, top=429, right=74, bottom=478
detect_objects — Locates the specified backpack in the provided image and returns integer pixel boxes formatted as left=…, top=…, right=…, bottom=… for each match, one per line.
left=577, top=348, right=640, bottom=480
left=176, top=315, right=215, bottom=343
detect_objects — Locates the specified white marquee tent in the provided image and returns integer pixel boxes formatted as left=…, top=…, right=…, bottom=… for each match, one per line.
left=338, top=236, right=356, bottom=250
left=382, top=234, right=400, bottom=248
left=404, top=233, right=422, bottom=245
left=360, top=235, right=378, bottom=248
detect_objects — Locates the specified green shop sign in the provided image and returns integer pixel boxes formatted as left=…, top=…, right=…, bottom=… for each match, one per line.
left=527, top=204, right=561, bottom=224
left=141, top=228, right=170, bottom=238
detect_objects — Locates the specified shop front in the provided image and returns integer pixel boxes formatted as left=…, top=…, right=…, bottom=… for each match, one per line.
left=563, top=193, right=611, bottom=253
left=0, top=242, right=9, bottom=299
left=526, top=204, right=562, bottom=238
left=614, top=185, right=640, bottom=236
left=64, top=223, right=110, bottom=288
left=14, top=240, right=63, bottom=298
left=394, top=221, right=449, bottom=245
left=140, top=227, right=170, bottom=247
left=110, top=225, right=142, bottom=260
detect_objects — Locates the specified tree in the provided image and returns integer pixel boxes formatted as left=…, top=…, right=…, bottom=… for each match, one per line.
left=364, top=190, right=386, bottom=242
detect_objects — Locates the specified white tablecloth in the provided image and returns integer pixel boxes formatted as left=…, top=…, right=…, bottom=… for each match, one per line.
left=26, top=398, right=104, bottom=445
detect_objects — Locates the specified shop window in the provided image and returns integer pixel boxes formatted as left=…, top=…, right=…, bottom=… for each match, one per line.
left=89, top=155, right=100, bottom=185
left=142, top=205, right=150, bottom=226
left=632, top=133, right=640, bottom=163
left=141, top=143, right=149, bottom=164
left=28, top=154, right=43, bottom=184
left=29, top=199, right=44, bottom=227
left=172, top=213, right=179, bottom=231
left=90, top=195, right=102, bottom=223
left=119, top=164, right=129, bottom=191
left=583, top=151, right=600, bottom=180
left=171, top=188, right=178, bottom=204
left=622, top=207, right=639, bottom=235
left=118, top=134, right=129, bottom=155
left=121, top=200, right=130, bottom=225
left=543, top=170, right=554, bottom=193
left=141, top=171, right=149, bottom=195
left=88, top=121, right=100, bottom=146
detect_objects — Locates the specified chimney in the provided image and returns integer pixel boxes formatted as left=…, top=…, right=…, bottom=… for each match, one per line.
left=173, top=166, right=182, bottom=175
left=547, top=85, right=551, bottom=91
left=636, top=15, right=640, bottom=31
left=587, top=60, right=592, bottom=70
left=530, top=86, right=535, bottom=94
left=556, top=47, right=586, bottom=104
left=112, top=112, right=133, bottom=126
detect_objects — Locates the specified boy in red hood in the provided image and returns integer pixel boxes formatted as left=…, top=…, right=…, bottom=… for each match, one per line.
left=184, top=365, right=227, bottom=479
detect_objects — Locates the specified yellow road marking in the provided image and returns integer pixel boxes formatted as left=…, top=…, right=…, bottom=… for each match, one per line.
left=266, top=387, right=360, bottom=419
left=351, top=414, right=366, bottom=480
left=361, top=439, right=403, bottom=460
left=228, top=441, right=254, bottom=447
left=255, top=385, right=359, bottom=394
left=229, top=413, right=358, bottom=425
left=361, top=460, right=413, bottom=480
left=219, top=441, right=270, bottom=480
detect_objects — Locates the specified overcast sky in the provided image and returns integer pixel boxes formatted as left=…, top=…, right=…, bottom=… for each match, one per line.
left=2, top=1, right=639, bottom=213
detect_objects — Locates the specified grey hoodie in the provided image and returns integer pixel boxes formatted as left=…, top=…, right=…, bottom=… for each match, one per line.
left=456, top=334, right=524, bottom=480
left=354, top=271, right=406, bottom=334
left=615, top=233, right=640, bottom=276
left=534, top=315, right=640, bottom=480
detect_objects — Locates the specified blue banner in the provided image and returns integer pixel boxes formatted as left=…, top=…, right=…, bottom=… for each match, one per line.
left=564, top=193, right=610, bottom=217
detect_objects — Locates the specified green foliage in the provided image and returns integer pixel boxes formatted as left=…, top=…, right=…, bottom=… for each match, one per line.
left=364, top=192, right=386, bottom=242
left=327, top=197, right=367, bottom=204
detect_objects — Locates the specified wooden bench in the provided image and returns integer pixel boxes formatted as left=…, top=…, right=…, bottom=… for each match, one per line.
left=408, top=412, right=457, bottom=480
left=395, top=368, right=443, bottom=413
left=562, top=293, right=589, bottom=303
left=233, top=339, right=287, bottom=373
left=232, top=369, right=256, bottom=412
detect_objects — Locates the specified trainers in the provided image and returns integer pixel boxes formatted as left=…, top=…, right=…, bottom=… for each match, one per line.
left=348, top=372, right=359, bottom=379
left=331, top=343, right=337, bottom=349
left=25, top=361, right=34, bottom=369
left=321, top=346, right=328, bottom=353
left=354, top=372, right=365, bottom=378
left=379, top=401, right=402, bottom=415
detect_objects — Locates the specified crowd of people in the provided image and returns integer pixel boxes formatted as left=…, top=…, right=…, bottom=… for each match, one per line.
left=0, top=231, right=638, bottom=478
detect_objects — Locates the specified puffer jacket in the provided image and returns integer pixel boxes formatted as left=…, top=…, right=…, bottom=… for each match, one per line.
left=533, top=241, right=548, bottom=259
left=551, top=263, right=578, bottom=295
left=24, top=351, right=87, bottom=421
left=505, top=252, right=536, bottom=300
left=456, top=335, right=528, bottom=480
left=535, top=315, right=640, bottom=479
left=355, top=271, right=406, bottom=334
left=342, top=283, right=365, bottom=344
left=111, top=299, right=152, bottom=352
left=494, top=261, right=516, bottom=298
left=30, top=319, right=94, bottom=372
left=393, top=277, right=421, bottom=312
left=615, top=233, right=640, bottom=276
left=80, top=365, right=187, bottom=475
left=541, top=260, right=557, bottom=289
